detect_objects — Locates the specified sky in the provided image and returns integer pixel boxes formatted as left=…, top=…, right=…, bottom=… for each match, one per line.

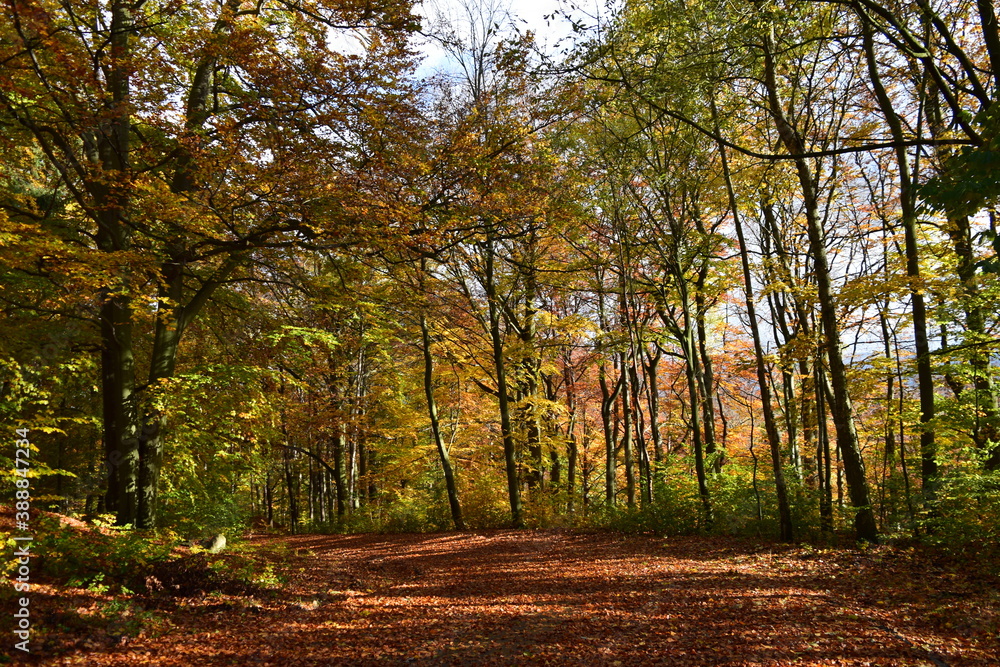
left=413, top=0, right=582, bottom=76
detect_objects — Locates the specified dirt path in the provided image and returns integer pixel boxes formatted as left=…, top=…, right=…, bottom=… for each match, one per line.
left=45, top=531, right=998, bottom=665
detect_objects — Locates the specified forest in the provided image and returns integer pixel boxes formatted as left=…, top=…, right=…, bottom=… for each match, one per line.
left=4, top=0, right=1000, bottom=662
left=2, top=0, right=1000, bottom=552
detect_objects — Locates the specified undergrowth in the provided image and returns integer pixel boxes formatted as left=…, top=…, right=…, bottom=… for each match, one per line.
left=1, top=509, right=291, bottom=656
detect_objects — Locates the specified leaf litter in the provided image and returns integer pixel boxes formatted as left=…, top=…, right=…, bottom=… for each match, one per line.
left=26, top=531, right=1000, bottom=665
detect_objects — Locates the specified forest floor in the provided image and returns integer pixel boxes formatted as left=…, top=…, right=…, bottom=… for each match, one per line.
left=17, top=530, right=1000, bottom=666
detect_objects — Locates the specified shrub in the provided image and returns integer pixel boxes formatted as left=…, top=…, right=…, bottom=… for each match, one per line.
left=33, top=515, right=174, bottom=592
left=158, top=484, right=247, bottom=539
left=921, top=466, right=1000, bottom=559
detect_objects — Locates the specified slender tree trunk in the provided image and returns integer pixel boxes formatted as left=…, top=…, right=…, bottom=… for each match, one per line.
left=763, top=33, right=877, bottom=542
left=782, top=369, right=801, bottom=478
left=695, top=283, right=720, bottom=472
left=597, top=285, right=621, bottom=507
left=630, top=364, right=653, bottom=505
left=332, top=425, right=348, bottom=518
left=283, top=449, right=298, bottom=534
left=712, top=96, right=793, bottom=541
left=485, top=232, right=523, bottom=527
left=581, top=408, right=592, bottom=509
left=799, top=359, right=817, bottom=483
left=565, top=362, right=579, bottom=512
left=600, top=362, right=621, bottom=507
left=816, top=363, right=834, bottom=535
left=420, top=299, right=465, bottom=530
left=620, top=352, right=636, bottom=508
left=678, top=286, right=711, bottom=526
left=878, top=307, right=898, bottom=524
left=522, top=258, right=544, bottom=491
left=136, top=270, right=182, bottom=529
left=861, top=21, right=938, bottom=497
left=265, top=471, right=274, bottom=526
left=945, top=211, right=1000, bottom=467
left=644, top=347, right=663, bottom=465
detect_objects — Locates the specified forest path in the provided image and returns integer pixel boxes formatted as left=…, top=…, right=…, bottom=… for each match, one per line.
left=53, top=531, right=997, bottom=665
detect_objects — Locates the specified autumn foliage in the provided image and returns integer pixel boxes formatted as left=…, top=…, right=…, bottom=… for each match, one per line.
left=2, top=0, right=1000, bottom=589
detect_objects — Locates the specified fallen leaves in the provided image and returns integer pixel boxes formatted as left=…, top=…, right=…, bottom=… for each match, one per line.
left=19, top=531, right=1000, bottom=665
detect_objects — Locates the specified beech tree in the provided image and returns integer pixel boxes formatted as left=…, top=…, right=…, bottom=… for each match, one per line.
left=0, top=0, right=417, bottom=527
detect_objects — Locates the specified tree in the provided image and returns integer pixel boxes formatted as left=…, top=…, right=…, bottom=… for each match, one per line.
left=0, top=0, right=418, bottom=527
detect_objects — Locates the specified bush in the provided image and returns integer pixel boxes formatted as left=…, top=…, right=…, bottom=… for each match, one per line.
left=158, top=484, right=247, bottom=539
left=458, top=468, right=510, bottom=529
left=580, top=474, right=702, bottom=535
left=33, top=515, right=174, bottom=592
left=523, top=488, right=575, bottom=529
left=921, top=467, right=1000, bottom=558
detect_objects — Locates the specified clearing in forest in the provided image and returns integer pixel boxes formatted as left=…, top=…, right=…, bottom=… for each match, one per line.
left=31, top=531, right=1000, bottom=665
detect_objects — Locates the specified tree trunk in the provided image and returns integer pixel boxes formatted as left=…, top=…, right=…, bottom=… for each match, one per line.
left=600, top=361, right=621, bottom=507
left=711, top=96, right=793, bottom=541
left=620, top=353, right=636, bottom=508
left=96, top=0, right=139, bottom=527
left=283, top=449, right=298, bottom=534
left=332, top=427, right=348, bottom=518
left=630, top=363, right=653, bottom=506
left=695, top=273, right=720, bottom=472
left=861, top=21, right=938, bottom=498
left=679, top=287, right=711, bottom=527
left=565, top=362, right=579, bottom=512
left=101, top=295, right=137, bottom=522
left=485, top=232, right=523, bottom=527
left=644, top=347, right=664, bottom=464
left=420, top=301, right=465, bottom=530
left=763, top=32, right=877, bottom=542
left=522, top=258, right=544, bottom=491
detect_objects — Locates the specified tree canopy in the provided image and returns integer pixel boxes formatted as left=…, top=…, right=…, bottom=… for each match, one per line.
left=3, top=0, right=999, bottom=550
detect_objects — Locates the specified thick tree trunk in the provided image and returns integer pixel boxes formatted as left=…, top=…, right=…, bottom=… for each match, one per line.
left=95, top=0, right=140, bottom=527
left=101, top=295, right=137, bottom=522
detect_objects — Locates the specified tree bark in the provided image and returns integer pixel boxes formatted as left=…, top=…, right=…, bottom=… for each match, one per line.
left=620, top=352, right=636, bottom=508
left=762, top=31, right=877, bottom=542
left=861, top=20, right=938, bottom=498
left=485, top=231, right=523, bottom=527
left=420, top=300, right=466, bottom=530
left=711, top=96, right=793, bottom=541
